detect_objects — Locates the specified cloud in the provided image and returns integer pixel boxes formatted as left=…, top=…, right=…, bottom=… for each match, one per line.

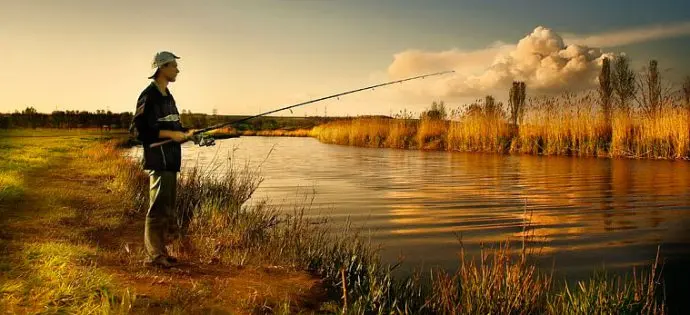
left=387, top=43, right=513, bottom=79
left=387, top=22, right=690, bottom=100
left=564, top=21, right=690, bottom=48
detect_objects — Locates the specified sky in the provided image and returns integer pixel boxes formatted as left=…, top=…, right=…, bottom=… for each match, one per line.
left=1, top=0, right=689, bottom=117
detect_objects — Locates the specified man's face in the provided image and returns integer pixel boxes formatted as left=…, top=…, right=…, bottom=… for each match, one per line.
left=160, top=61, right=179, bottom=82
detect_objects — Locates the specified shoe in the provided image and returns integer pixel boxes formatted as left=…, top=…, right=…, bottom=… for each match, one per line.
left=144, top=255, right=177, bottom=269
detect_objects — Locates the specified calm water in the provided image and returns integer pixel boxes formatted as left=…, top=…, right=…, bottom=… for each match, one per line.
left=127, top=136, right=690, bottom=303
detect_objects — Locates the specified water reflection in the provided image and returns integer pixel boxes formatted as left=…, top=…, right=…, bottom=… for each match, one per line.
left=127, top=137, right=690, bottom=279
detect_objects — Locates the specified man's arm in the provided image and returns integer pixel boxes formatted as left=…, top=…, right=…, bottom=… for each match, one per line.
left=159, top=130, right=190, bottom=142
left=134, top=95, right=190, bottom=143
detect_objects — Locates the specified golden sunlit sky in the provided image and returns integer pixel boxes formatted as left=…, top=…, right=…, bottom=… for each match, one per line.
left=2, top=0, right=689, bottom=117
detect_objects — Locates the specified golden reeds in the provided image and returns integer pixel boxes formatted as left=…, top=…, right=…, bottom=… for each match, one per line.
left=311, top=92, right=690, bottom=160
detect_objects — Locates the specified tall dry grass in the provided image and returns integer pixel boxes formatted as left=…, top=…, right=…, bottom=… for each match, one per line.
left=427, top=242, right=552, bottom=314
left=513, top=93, right=608, bottom=156
left=253, top=129, right=312, bottom=137
left=447, top=114, right=513, bottom=153
left=208, top=127, right=313, bottom=138
left=311, top=92, right=690, bottom=160
left=311, top=118, right=399, bottom=148
left=417, top=119, right=449, bottom=150
left=611, top=107, right=689, bottom=159
left=84, top=140, right=149, bottom=215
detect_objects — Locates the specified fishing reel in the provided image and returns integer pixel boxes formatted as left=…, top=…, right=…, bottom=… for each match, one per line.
left=189, top=133, right=216, bottom=147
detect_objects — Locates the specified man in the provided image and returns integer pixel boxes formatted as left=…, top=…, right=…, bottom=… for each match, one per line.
left=132, top=51, right=194, bottom=268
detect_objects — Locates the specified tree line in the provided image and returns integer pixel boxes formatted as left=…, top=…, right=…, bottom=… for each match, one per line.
left=0, top=108, right=133, bottom=130
left=0, top=108, right=261, bottom=130
left=0, top=107, right=322, bottom=131
left=598, top=56, right=690, bottom=118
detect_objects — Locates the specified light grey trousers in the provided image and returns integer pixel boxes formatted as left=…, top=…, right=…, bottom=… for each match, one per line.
left=145, top=170, right=178, bottom=260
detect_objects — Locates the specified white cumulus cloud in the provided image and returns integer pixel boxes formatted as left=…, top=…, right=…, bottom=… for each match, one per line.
left=387, top=22, right=690, bottom=101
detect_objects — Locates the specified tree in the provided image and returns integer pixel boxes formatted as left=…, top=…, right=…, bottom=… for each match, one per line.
left=611, top=55, right=636, bottom=114
left=598, top=57, right=614, bottom=130
left=683, top=76, right=690, bottom=111
left=22, top=106, right=38, bottom=128
left=51, top=110, right=65, bottom=128
left=483, top=95, right=505, bottom=120
left=0, top=115, right=10, bottom=129
left=635, top=60, right=673, bottom=118
left=121, top=112, right=133, bottom=130
left=484, top=95, right=496, bottom=116
left=637, top=60, right=661, bottom=118
left=180, top=109, right=192, bottom=127
left=509, top=81, right=526, bottom=126
left=77, top=111, right=90, bottom=127
left=22, top=106, right=37, bottom=115
left=421, top=101, right=447, bottom=120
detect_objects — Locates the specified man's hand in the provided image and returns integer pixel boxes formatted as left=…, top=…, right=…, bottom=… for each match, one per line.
left=185, top=129, right=197, bottom=140
left=171, top=131, right=188, bottom=143
left=159, top=130, right=188, bottom=143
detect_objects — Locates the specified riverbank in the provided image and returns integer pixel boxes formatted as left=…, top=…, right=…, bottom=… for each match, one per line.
left=0, top=130, right=670, bottom=314
left=0, top=132, right=331, bottom=314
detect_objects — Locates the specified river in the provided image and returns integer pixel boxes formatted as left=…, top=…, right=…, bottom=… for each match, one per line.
left=127, top=136, right=690, bottom=303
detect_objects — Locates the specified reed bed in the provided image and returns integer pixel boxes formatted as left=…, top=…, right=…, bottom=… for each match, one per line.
left=208, top=128, right=313, bottom=138
left=252, top=129, right=312, bottom=137
left=311, top=92, right=690, bottom=160
left=448, top=115, right=513, bottom=153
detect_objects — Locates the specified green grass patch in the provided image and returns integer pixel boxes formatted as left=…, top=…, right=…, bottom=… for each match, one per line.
left=0, top=171, right=24, bottom=202
left=0, top=131, right=136, bottom=313
left=0, top=241, right=134, bottom=314
left=0, top=130, right=106, bottom=201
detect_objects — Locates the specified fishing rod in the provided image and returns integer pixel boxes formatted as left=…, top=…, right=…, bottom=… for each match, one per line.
left=150, top=70, right=455, bottom=148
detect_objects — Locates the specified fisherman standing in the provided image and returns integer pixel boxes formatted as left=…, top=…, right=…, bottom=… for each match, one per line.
left=132, top=51, right=195, bottom=268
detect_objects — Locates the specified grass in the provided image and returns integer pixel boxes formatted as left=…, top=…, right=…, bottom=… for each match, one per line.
left=0, top=129, right=671, bottom=313
left=310, top=92, right=690, bottom=160
left=0, top=242, right=136, bottom=314
left=0, top=128, right=124, bottom=202
left=0, top=132, right=137, bottom=314
left=0, top=134, right=58, bottom=202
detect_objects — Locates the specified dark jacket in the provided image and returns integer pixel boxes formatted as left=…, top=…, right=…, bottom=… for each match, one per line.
left=132, top=82, right=188, bottom=172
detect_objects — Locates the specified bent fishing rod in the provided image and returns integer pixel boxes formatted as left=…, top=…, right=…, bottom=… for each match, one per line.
left=150, top=70, right=455, bottom=148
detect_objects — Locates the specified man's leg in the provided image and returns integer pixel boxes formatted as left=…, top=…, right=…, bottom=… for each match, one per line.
left=165, top=172, right=181, bottom=243
left=144, top=170, right=177, bottom=264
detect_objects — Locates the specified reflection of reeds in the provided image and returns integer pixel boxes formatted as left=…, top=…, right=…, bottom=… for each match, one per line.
left=311, top=93, right=689, bottom=160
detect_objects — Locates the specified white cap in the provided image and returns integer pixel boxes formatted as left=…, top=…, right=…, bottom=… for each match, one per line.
left=149, top=51, right=180, bottom=79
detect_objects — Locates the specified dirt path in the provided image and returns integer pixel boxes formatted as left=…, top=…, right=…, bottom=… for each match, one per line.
left=0, top=145, right=327, bottom=314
